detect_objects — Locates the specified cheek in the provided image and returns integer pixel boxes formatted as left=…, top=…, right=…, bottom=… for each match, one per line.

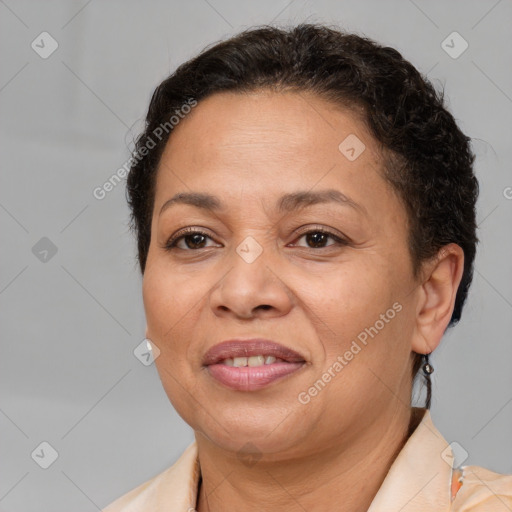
left=317, top=265, right=393, bottom=331
left=143, top=273, right=173, bottom=336
left=315, top=260, right=411, bottom=375
left=142, top=264, right=196, bottom=356
left=143, top=252, right=201, bottom=323
left=142, top=268, right=203, bottom=414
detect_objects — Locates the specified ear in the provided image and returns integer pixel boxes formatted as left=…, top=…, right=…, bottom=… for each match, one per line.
left=411, top=243, right=465, bottom=355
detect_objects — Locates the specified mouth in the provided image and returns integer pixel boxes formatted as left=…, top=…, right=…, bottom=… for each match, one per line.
left=202, top=339, right=306, bottom=391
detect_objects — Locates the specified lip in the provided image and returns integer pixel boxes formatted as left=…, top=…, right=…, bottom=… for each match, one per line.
left=203, top=339, right=306, bottom=391
left=202, top=339, right=306, bottom=365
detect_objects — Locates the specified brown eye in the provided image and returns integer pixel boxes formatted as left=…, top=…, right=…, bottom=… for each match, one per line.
left=304, top=231, right=330, bottom=248
left=293, top=229, right=348, bottom=249
left=165, top=229, right=215, bottom=251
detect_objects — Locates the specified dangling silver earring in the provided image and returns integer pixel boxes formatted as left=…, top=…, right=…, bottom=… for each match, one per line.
left=423, top=353, right=434, bottom=375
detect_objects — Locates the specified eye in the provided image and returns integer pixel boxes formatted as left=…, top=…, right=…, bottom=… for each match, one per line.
left=291, top=228, right=348, bottom=249
left=163, top=227, right=349, bottom=252
left=164, top=228, right=217, bottom=251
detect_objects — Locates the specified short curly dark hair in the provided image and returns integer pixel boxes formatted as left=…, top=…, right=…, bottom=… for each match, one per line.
left=126, top=23, right=479, bottom=405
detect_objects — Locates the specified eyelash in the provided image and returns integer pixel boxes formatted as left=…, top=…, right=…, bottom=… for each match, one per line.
left=163, top=227, right=349, bottom=251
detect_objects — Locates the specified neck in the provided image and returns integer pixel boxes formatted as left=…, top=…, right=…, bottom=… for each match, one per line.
left=196, top=406, right=424, bottom=512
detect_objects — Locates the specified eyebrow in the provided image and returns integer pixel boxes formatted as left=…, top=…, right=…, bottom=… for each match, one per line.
left=159, top=189, right=366, bottom=216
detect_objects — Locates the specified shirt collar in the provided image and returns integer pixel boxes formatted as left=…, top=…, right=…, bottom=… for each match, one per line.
left=367, top=407, right=454, bottom=512
left=114, top=407, right=454, bottom=512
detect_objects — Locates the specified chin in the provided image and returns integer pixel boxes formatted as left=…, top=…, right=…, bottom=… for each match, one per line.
left=192, top=407, right=304, bottom=455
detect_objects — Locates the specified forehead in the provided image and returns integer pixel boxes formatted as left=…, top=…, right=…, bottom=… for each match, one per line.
left=163, top=90, right=371, bottom=159
left=153, top=90, right=398, bottom=221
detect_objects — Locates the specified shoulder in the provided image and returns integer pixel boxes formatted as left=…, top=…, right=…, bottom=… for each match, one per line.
left=101, top=442, right=199, bottom=512
left=101, top=465, right=174, bottom=512
left=451, top=465, right=512, bottom=512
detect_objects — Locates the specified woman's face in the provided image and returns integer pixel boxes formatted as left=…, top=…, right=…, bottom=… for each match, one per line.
left=143, top=90, right=422, bottom=457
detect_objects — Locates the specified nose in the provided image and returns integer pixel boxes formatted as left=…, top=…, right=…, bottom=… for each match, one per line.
left=209, top=241, right=293, bottom=320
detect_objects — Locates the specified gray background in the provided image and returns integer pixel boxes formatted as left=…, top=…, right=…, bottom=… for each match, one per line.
left=1, top=0, right=511, bottom=510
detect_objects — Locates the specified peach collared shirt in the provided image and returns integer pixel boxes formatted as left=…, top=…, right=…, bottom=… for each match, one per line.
left=102, top=409, right=512, bottom=511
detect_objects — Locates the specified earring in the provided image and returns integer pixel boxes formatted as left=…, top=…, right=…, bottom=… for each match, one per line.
left=423, top=353, right=434, bottom=375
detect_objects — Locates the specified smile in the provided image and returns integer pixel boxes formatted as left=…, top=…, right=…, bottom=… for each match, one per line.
left=203, top=339, right=306, bottom=391
left=207, top=361, right=305, bottom=391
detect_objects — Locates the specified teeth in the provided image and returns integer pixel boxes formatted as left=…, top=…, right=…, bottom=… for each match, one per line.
left=248, top=355, right=265, bottom=367
left=221, top=355, right=281, bottom=367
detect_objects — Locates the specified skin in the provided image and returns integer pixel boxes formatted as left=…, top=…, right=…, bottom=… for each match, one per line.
left=142, top=90, right=464, bottom=512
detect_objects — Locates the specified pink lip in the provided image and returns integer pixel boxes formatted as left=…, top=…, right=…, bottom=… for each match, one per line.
left=203, top=339, right=306, bottom=391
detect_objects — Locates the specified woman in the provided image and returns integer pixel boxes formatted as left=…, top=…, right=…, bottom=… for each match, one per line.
left=103, top=24, right=512, bottom=511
